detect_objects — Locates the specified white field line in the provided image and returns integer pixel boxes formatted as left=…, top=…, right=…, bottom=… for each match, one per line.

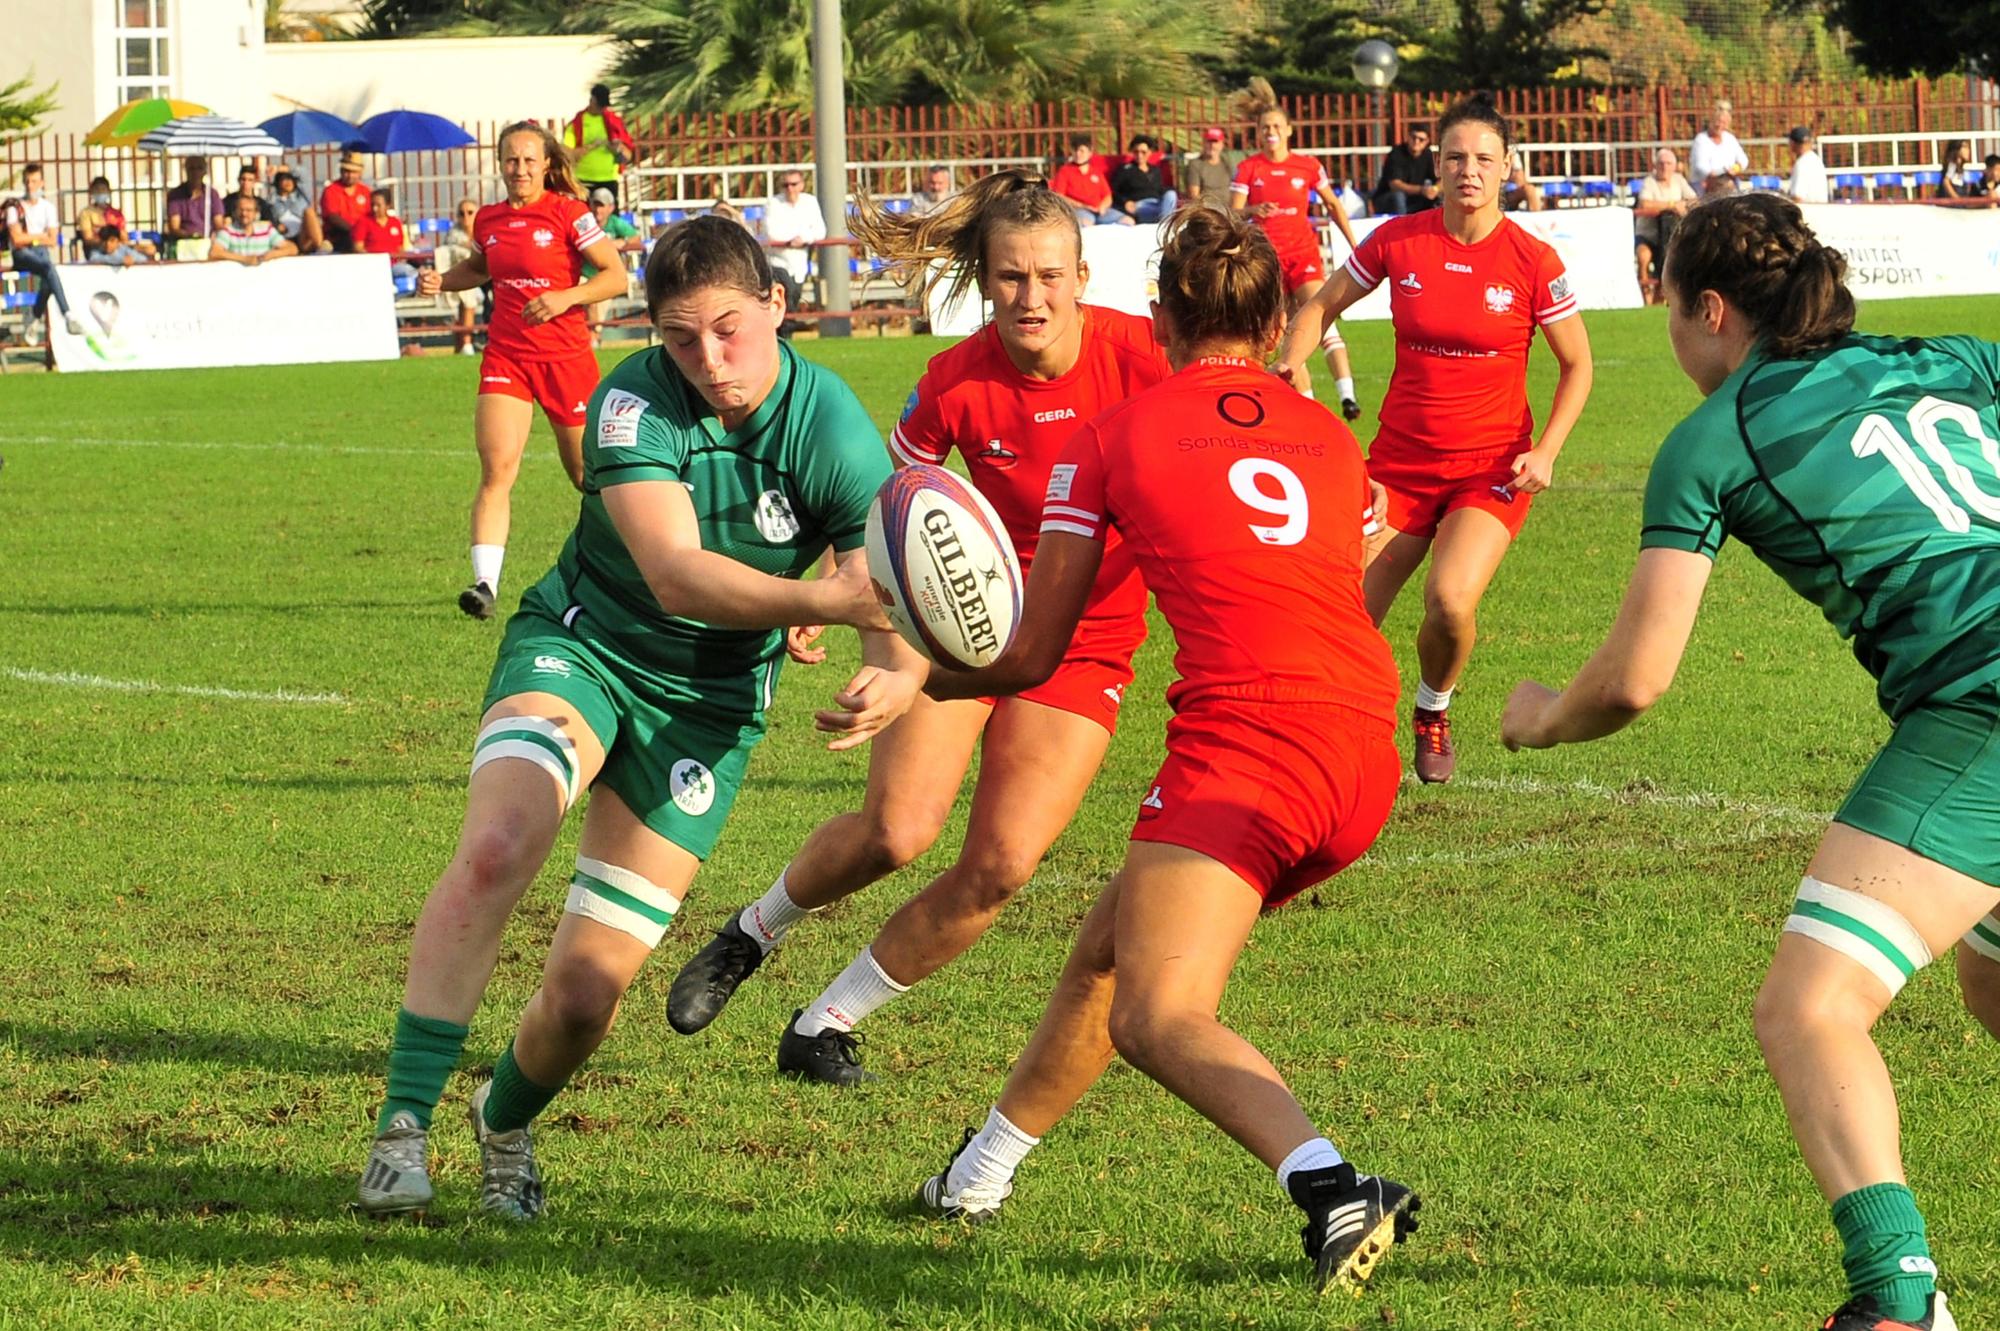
left=0, top=432, right=501, bottom=461
left=0, top=667, right=348, bottom=706
left=1437, top=772, right=1828, bottom=826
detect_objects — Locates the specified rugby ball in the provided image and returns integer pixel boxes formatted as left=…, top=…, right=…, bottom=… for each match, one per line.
left=864, top=464, right=1023, bottom=670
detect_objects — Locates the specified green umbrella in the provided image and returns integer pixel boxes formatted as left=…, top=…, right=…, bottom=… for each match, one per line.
left=84, top=97, right=212, bottom=148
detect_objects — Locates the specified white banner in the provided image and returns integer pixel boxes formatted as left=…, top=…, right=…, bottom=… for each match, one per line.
left=47, top=254, right=401, bottom=372
left=930, top=206, right=1645, bottom=336
left=1797, top=203, right=2000, bottom=301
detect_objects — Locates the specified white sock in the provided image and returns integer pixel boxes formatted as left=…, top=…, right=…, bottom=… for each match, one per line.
left=471, top=544, right=505, bottom=593
left=1415, top=682, right=1453, bottom=713
left=1335, top=377, right=1356, bottom=402
left=795, top=946, right=907, bottom=1035
left=946, top=1106, right=1041, bottom=1196
left=738, top=868, right=815, bottom=955
left=1276, top=1136, right=1345, bottom=1194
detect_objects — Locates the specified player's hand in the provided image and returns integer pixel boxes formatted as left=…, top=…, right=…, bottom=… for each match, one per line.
left=1510, top=444, right=1557, bottom=495
left=1501, top=680, right=1561, bottom=751
left=815, top=664, right=921, bottom=751
left=1423, top=184, right=1440, bottom=199
left=418, top=268, right=443, bottom=297
left=1369, top=477, right=1390, bottom=526
left=817, top=554, right=894, bottom=633
left=522, top=290, right=574, bottom=325
left=785, top=623, right=828, bottom=665
left=1272, top=359, right=1313, bottom=399
left=1251, top=202, right=1279, bottom=219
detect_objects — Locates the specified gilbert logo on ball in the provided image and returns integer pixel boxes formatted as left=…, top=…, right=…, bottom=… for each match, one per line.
left=865, top=465, right=1023, bottom=670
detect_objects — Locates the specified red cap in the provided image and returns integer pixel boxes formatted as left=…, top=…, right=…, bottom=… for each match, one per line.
left=1203, top=126, right=1225, bottom=142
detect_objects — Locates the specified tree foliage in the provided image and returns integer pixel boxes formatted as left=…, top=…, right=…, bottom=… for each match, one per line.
left=1800, top=0, right=2000, bottom=76
left=0, top=72, right=58, bottom=143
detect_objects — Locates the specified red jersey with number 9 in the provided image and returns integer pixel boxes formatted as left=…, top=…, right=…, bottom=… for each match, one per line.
left=1343, top=209, right=1578, bottom=455
left=1230, top=153, right=1327, bottom=255
left=475, top=191, right=606, bottom=361
left=1041, top=356, right=1397, bottom=719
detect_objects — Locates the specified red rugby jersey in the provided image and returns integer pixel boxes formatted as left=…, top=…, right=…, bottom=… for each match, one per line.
left=889, top=305, right=1169, bottom=648
left=475, top=191, right=605, bottom=361
left=1041, top=356, right=1398, bottom=719
left=1230, top=152, right=1327, bottom=254
left=1343, top=210, right=1578, bottom=455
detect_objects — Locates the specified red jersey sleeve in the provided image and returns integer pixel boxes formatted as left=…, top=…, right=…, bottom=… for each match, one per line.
left=1532, top=244, right=1578, bottom=327
left=565, top=196, right=607, bottom=254
left=1343, top=223, right=1388, bottom=289
left=1039, top=427, right=1109, bottom=543
left=887, top=371, right=952, bottom=466
left=1228, top=158, right=1254, bottom=196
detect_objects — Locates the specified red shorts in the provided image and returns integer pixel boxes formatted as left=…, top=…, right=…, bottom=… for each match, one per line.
left=1367, top=433, right=1534, bottom=540
left=998, top=653, right=1135, bottom=734
left=477, top=349, right=600, bottom=428
left=1131, top=700, right=1400, bottom=908
left=1277, top=242, right=1326, bottom=292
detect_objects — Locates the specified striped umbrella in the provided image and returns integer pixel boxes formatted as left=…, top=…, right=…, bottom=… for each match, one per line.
left=137, top=114, right=285, bottom=157
left=84, top=97, right=212, bottom=148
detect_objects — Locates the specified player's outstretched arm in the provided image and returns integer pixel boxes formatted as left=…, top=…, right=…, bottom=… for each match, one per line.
left=1316, top=180, right=1359, bottom=250
left=926, top=531, right=1102, bottom=702
left=816, top=549, right=931, bottom=750
left=605, top=480, right=889, bottom=631
left=1502, top=547, right=1712, bottom=749
left=423, top=248, right=489, bottom=296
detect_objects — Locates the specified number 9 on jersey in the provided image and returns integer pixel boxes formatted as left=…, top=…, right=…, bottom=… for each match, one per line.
left=864, top=464, right=1024, bottom=670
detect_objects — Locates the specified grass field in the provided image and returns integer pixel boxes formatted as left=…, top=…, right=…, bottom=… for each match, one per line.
left=1, top=297, right=1995, bottom=1330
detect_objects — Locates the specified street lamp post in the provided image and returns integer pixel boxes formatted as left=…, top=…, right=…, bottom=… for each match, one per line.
left=1352, top=39, right=1402, bottom=198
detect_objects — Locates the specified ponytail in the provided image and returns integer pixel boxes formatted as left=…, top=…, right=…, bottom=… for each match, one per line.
left=850, top=170, right=1081, bottom=313
left=1154, top=207, right=1285, bottom=352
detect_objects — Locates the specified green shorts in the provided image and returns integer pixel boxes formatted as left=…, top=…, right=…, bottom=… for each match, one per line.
left=1836, top=683, right=2000, bottom=887
left=481, top=607, right=766, bottom=860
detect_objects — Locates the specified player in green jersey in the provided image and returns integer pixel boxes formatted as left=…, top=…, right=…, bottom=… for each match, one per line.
left=1502, top=194, right=1993, bottom=1331
left=356, top=216, right=923, bottom=1221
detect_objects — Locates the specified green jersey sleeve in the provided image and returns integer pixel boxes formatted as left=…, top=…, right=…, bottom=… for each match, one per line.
left=1928, top=335, right=2000, bottom=396
left=794, top=371, right=892, bottom=551
left=587, top=384, right=690, bottom=488
left=1640, top=396, right=1746, bottom=559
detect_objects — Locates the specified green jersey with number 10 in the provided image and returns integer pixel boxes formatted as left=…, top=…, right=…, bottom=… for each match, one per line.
left=1642, top=333, right=2000, bottom=720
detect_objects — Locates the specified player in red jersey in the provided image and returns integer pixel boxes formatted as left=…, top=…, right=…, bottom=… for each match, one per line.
left=421, top=121, right=629, bottom=620
left=905, top=206, right=1417, bottom=1292
left=664, top=171, right=1173, bottom=1084
left=1230, top=86, right=1364, bottom=422
left=1280, top=93, right=1594, bottom=783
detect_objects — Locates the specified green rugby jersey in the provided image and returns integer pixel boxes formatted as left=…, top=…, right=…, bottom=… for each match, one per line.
left=1642, top=333, right=2000, bottom=719
left=521, top=341, right=891, bottom=696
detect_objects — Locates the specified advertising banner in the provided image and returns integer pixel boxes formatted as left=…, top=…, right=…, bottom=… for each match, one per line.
left=1797, top=203, right=2000, bottom=302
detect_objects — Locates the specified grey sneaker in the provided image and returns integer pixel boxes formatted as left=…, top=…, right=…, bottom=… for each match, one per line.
left=357, top=1110, right=434, bottom=1217
left=916, top=1128, right=1010, bottom=1224
left=468, top=1081, right=545, bottom=1221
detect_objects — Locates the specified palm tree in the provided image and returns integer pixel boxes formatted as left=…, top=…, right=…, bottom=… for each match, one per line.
left=0, top=72, right=58, bottom=144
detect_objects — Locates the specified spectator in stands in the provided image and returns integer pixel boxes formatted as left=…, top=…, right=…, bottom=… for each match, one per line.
left=269, top=170, right=326, bottom=253
left=319, top=151, right=373, bottom=254
left=1504, top=153, right=1544, bottom=211
left=583, top=186, right=639, bottom=343
left=1782, top=126, right=1828, bottom=205
left=352, top=187, right=416, bottom=285
left=209, top=190, right=297, bottom=266
left=76, top=176, right=157, bottom=261
left=3, top=165, right=83, bottom=337
left=566, top=83, right=636, bottom=203
left=1372, top=124, right=1438, bottom=215
left=1938, top=140, right=1973, bottom=200
left=437, top=197, right=484, bottom=356
left=914, top=164, right=956, bottom=215
left=1688, top=99, right=1748, bottom=195
left=761, top=169, right=827, bottom=308
left=1051, top=134, right=1131, bottom=226
left=1981, top=154, right=2000, bottom=202
left=1184, top=127, right=1235, bottom=212
left=165, top=156, right=223, bottom=251
left=88, top=223, right=151, bottom=267
left=222, top=165, right=275, bottom=225
left=1110, top=134, right=1179, bottom=223
left=1336, top=176, right=1369, bottom=219
left=709, top=197, right=752, bottom=232
left=1633, top=147, right=1698, bottom=303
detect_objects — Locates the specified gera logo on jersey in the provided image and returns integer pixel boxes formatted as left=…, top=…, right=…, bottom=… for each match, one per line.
left=1032, top=407, right=1077, bottom=423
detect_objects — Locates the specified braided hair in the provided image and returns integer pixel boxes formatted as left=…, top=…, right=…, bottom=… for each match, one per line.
left=1665, top=193, right=1854, bottom=358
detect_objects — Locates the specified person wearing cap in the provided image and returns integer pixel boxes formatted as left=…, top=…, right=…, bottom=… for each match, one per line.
left=319, top=152, right=373, bottom=254
left=1184, top=126, right=1237, bottom=212
left=581, top=185, right=639, bottom=343
left=566, top=83, right=635, bottom=203
left=1782, top=126, right=1828, bottom=205
left=269, top=170, right=326, bottom=253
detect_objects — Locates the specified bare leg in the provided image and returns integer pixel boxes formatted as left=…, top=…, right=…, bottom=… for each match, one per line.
left=992, top=875, right=1122, bottom=1135
left=1361, top=526, right=1431, bottom=628
left=1955, top=918, right=2000, bottom=1039
left=1414, top=506, right=1513, bottom=695
left=471, top=395, right=536, bottom=550
left=549, top=420, right=585, bottom=492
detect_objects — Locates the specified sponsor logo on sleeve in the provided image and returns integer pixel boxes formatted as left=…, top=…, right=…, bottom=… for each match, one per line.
left=1046, top=463, right=1078, bottom=503
left=572, top=214, right=595, bottom=239
left=598, top=389, right=647, bottom=448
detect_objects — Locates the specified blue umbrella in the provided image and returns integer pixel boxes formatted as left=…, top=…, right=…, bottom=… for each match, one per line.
left=352, top=110, right=476, bottom=154
left=259, top=110, right=363, bottom=148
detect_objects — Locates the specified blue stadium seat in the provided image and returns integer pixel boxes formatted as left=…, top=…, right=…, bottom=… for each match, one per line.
left=883, top=198, right=914, bottom=215
left=1583, top=180, right=1615, bottom=200
left=1, top=291, right=35, bottom=310
left=393, top=273, right=418, bottom=296
left=668, top=208, right=688, bottom=224
left=1542, top=180, right=1577, bottom=203
left=1628, top=177, right=1645, bottom=197
left=1912, top=170, right=1942, bottom=188
left=1873, top=172, right=1905, bottom=190
left=650, top=210, right=669, bottom=227
left=1750, top=174, right=1782, bottom=191
left=742, top=204, right=765, bottom=223
left=415, top=217, right=451, bottom=248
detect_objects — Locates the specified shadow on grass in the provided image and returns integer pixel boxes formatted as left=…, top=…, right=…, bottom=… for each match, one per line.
left=0, top=1017, right=384, bottom=1077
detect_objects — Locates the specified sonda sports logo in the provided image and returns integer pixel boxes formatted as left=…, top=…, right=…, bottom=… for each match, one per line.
left=914, top=500, right=1003, bottom=660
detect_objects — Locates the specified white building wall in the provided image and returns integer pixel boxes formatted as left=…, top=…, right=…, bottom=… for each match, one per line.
left=258, top=35, right=614, bottom=127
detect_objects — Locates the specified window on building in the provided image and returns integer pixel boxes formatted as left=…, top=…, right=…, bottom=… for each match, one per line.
left=113, top=0, right=172, bottom=104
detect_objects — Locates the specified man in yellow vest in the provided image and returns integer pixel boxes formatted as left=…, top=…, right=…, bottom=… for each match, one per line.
left=565, top=84, right=636, bottom=204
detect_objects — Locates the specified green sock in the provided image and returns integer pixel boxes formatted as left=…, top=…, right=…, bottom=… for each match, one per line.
left=377, top=1008, right=470, bottom=1133
left=480, top=1041, right=564, bottom=1132
left=1832, top=1182, right=1936, bottom=1320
